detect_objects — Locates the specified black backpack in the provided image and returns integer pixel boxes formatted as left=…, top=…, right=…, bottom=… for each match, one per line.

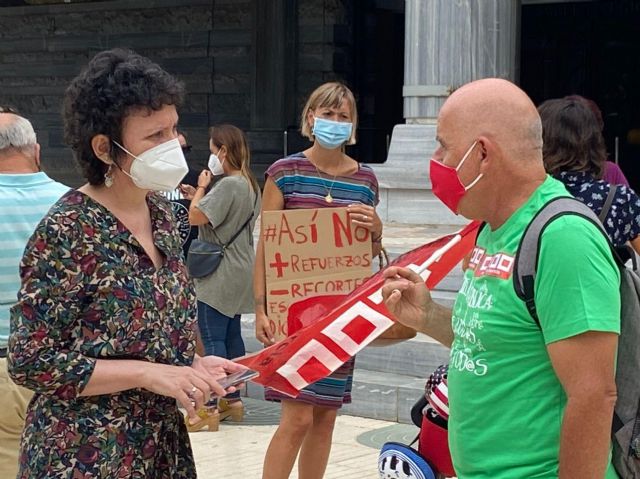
left=513, top=190, right=640, bottom=478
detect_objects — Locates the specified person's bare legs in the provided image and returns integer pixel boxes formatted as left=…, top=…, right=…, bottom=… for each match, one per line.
left=262, top=401, right=314, bottom=479
left=297, top=406, right=338, bottom=479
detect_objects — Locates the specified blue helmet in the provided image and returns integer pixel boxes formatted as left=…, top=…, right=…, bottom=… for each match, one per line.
left=378, top=442, right=436, bottom=479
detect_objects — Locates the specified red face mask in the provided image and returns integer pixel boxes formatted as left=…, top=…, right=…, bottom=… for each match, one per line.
left=429, top=141, right=482, bottom=214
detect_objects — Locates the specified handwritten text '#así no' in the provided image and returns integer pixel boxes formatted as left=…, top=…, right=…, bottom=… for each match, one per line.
left=263, top=211, right=370, bottom=247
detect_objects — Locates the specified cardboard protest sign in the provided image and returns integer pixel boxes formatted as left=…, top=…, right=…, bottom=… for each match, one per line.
left=262, top=207, right=371, bottom=341
left=238, top=221, right=481, bottom=397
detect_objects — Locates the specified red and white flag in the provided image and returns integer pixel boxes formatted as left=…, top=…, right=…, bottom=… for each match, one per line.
left=237, top=221, right=481, bottom=397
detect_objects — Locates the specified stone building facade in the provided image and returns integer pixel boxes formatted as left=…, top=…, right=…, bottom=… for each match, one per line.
left=3, top=0, right=638, bottom=206
left=0, top=0, right=405, bottom=187
left=372, top=0, right=640, bottom=223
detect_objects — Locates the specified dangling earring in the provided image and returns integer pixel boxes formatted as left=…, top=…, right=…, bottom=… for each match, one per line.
left=104, top=164, right=114, bottom=188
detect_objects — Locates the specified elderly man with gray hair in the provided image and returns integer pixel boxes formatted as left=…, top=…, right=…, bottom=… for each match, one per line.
left=0, top=107, right=68, bottom=477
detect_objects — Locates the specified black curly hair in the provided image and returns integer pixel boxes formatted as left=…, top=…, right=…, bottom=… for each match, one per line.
left=63, top=49, right=185, bottom=185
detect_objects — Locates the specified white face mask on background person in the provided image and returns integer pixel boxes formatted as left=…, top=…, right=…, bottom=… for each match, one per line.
left=208, top=152, right=225, bottom=176
left=112, top=138, right=188, bottom=191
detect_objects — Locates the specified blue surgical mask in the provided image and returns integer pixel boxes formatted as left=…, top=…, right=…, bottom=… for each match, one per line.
left=312, top=117, right=353, bottom=149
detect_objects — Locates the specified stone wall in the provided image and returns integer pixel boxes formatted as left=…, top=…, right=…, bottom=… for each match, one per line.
left=0, top=0, right=351, bottom=187
left=297, top=0, right=349, bottom=107
left=252, top=0, right=352, bottom=169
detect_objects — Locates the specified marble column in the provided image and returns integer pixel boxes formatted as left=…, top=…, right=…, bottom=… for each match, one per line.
left=404, top=0, right=520, bottom=123
left=371, top=0, right=520, bottom=224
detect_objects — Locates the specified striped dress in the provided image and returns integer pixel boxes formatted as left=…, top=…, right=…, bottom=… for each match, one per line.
left=0, top=172, right=68, bottom=349
left=264, top=152, right=379, bottom=408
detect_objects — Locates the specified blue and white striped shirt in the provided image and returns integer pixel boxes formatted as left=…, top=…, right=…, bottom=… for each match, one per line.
left=0, top=172, right=68, bottom=348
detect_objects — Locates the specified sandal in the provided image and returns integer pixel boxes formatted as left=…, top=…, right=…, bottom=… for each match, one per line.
left=185, top=407, right=220, bottom=432
left=218, top=398, right=244, bottom=422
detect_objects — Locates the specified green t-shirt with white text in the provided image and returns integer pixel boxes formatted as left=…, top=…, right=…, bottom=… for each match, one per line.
left=448, top=176, right=620, bottom=478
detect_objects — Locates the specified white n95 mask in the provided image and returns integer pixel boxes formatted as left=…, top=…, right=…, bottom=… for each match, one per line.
left=208, top=153, right=225, bottom=176
left=113, top=138, right=188, bottom=191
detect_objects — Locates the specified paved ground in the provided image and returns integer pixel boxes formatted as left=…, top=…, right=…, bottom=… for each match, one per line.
left=189, top=398, right=418, bottom=479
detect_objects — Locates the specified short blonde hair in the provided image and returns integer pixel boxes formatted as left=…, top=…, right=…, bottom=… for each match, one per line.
left=300, top=82, right=358, bottom=145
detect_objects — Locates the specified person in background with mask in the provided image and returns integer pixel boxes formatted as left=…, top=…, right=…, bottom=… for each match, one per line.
left=254, top=82, right=382, bottom=479
left=0, top=107, right=68, bottom=478
left=180, top=124, right=261, bottom=430
left=382, top=79, right=619, bottom=479
left=7, top=49, right=245, bottom=478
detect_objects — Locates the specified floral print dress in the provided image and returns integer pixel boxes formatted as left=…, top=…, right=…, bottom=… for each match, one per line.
left=555, top=171, right=640, bottom=246
left=8, top=190, right=197, bottom=478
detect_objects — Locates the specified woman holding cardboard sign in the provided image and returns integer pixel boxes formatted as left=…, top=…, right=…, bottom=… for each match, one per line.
left=254, top=82, right=382, bottom=479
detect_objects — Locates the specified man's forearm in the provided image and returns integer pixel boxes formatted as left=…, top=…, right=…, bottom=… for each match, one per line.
left=559, top=396, right=616, bottom=478
left=422, top=301, right=454, bottom=348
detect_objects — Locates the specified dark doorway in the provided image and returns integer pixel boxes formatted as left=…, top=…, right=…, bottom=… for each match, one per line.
left=521, top=0, right=640, bottom=192
left=283, top=0, right=405, bottom=165
left=347, top=0, right=405, bottom=164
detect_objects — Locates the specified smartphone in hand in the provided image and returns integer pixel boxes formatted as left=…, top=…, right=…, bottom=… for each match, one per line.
left=217, top=369, right=259, bottom=390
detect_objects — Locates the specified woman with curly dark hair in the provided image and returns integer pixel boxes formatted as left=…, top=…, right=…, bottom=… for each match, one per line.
left=539, top=97, right=640, bottom=253
left=7, top=49, right=244, bottom=478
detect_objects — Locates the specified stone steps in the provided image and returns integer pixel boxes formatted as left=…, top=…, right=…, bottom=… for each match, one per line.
left=354, top=335, right=450, bottom=380
left=343, top=368, right=428, bottom=424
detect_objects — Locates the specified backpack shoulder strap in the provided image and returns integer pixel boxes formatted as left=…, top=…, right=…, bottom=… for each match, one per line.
left=513, top=197, right=607, bottom=324
left=598, top=184, right=618, bottom=223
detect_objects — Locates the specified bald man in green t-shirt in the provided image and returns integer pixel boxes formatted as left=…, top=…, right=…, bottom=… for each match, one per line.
left=383, top=79, right=620, bottom=479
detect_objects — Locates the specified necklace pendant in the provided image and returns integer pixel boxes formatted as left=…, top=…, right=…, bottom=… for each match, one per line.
left=325, top=194, right=333, bottom=203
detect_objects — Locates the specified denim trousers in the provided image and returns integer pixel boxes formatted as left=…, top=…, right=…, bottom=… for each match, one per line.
left=197, top=301, right=245, bottom=400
